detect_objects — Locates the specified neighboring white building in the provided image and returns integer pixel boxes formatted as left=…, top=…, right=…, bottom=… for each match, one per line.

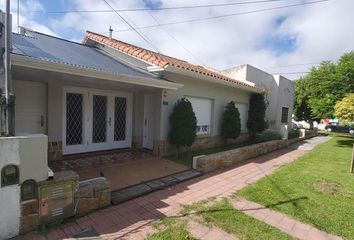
left=222, top=64, right=295, bottom=131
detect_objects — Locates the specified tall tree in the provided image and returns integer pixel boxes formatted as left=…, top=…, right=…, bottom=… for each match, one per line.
left=293, top=51, right=354, bottom=120
left=293, top=77, right=312, bottom=121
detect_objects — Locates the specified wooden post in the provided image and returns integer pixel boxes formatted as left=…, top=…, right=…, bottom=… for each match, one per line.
left=350, top=144, right=354, bottom=173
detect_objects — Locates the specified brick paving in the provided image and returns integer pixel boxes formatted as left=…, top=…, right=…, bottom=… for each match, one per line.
left=187, top=221, right=238, bottom=240
left=16, top=136, right=332, bottom=240
left=231, top=199, right=342, bottom=240
left=49, top=150, right=156, bottom=172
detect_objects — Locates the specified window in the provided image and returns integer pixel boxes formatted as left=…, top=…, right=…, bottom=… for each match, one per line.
left=186, top=97, right=212, bottom=135
left=21, top=180, right=37, bottom=201
left=1, top=165, right=19, bottom=187
left=235, top=103, right=248, bottom=131
left=281, top=107, right=289, bottom=123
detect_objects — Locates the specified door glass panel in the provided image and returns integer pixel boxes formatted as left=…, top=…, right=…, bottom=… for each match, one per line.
left=92, top=95, right=107, bottom=143
left=66, top=93, right=83, bottom=145
left=114, top=97, right=126, bottom=141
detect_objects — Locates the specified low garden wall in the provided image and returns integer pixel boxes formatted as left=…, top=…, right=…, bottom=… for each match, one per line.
left=195, top=131, right=318, bottom=173
left=195, top=140, right=288, bottom=173
left=75, top=177, right=111, bottom=217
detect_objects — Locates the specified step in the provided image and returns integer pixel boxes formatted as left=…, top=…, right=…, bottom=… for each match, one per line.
left=111, top=169, right=203, bottom=205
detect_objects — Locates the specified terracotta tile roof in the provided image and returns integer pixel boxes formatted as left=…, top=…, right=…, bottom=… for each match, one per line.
left=83, top=31, right=262, bottom=91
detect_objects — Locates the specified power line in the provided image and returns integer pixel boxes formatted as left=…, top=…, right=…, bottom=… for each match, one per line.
left=25, top=0, right=299, bottom=14
left=103, top=0, right=329, bottom=33
left=101, top=0, right=160, bottom=52
left=262, top=62, right=322, bottom=69
left=273, top=71, right=310, bottom=74
left=146, top=10, right=204, bottom=65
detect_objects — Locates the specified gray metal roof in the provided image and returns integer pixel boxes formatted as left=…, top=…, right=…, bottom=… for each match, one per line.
left=11, top=30, right=157, bottom=79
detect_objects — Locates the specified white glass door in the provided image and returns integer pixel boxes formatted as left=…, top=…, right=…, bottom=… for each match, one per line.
left=63, top=89, right=88, bottom=154
left=63, top=87, right=132, bottom=155
left=112, top=93, right=132, bottom=148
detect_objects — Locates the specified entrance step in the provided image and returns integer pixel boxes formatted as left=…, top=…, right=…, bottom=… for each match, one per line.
left=111, top=169, right=202, bottom=205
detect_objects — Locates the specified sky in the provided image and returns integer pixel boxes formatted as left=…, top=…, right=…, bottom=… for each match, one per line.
left=1, top=0, right=354, bottom=80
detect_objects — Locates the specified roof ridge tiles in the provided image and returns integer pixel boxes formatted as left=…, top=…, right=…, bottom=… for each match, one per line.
left=84, top=31, right=262, bottom=91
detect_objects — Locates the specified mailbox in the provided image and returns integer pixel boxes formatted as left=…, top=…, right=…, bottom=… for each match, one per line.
left=38, top=171, right=78, bottom=223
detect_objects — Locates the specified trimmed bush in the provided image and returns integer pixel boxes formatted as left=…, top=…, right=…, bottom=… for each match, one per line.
left=221, top=101, right=241, bottom=140
left=288, top=129, right=301, bottom=139
left=255, top=129, right=282, bottom=143
left=247, top=93, right=267, bottom=140
left=168, top=98, right=197, bottom=151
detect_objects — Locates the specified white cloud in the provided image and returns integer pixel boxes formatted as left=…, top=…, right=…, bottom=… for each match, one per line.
left=6, top=0, right=354, bottom=80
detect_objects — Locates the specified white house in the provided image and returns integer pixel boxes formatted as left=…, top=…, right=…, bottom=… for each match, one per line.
left=222, top=64, right=295, bottom=131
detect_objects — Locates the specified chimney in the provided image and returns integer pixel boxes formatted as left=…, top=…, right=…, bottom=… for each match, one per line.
left=109, top=25, right=113, bottom=39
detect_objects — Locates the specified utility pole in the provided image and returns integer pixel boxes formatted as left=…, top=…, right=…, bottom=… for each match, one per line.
left=350, top=144, right=354, bottom=173
left=0, top=0, right=15, bottom=136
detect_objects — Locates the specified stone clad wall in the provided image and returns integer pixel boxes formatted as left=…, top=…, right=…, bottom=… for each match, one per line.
left=195, top=131, right=318, bottom=173
left=75, top=177, right=111, bottom=217
left=195, top=140, right=288, bottom=173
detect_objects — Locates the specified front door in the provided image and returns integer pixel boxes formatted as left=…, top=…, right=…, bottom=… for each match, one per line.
left=63, top=87, right=132, bottom=155
left=14, top=80, right=47, bottom=135
left=143, top=94, right=155, bottom=150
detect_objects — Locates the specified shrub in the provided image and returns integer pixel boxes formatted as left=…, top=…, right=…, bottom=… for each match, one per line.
left=288, top=129, right=300, bottom=139
left=221, top=101, right=241, bottom=140
left=255, top=129, right=282, bottom=143
left=247, top=93, right=267, bottom=140
left=168, top=98, right=197, bottom=152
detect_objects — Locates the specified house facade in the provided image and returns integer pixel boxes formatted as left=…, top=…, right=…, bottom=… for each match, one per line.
left=83, top=32, right=263, bottom=155
left=222, top=64, right=295, bottom=131
left=8, top=28, right=294, bottom=159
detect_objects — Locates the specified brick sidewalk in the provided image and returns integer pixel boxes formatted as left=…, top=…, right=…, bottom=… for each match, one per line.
left=16, top=137, right=330, bottom=240
left=231, top=199, right=342, bottom=240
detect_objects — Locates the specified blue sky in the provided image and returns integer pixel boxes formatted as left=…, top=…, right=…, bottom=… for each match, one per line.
left=3, top=0, right=354, bottom=79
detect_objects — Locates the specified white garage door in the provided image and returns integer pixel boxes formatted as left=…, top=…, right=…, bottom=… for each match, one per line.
left=187, top=97, right=212, bottom=135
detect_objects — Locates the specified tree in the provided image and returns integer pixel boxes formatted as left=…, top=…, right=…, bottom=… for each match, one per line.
left=221, top=101, right=241, bottom=140
left=168, top=98, right=197, bottom=153
left=293, top=77, right=312, bottom=122
left=334, top=93, right=354, bottom=124
left=247, top=93, right=267, bottom=140
left=293, top=51, right=354, bottom=120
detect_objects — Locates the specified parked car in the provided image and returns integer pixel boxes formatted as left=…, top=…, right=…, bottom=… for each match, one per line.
left=325, top=124, right=354, bottom=134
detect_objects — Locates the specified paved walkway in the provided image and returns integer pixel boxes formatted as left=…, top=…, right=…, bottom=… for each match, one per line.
left=187, top=221, right=238, bottom=240
left=16, top=136, right=331, bottom=240
left=231, top=199, right=342, bottom=240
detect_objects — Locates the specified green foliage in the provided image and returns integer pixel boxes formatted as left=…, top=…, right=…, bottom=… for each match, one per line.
left=221, top=101, right=241, bottom=140
left=294, top=51, right=354, bottom=120
left=293, top=78, right=312, bottom=121
left=247, top=93, right=267, bottom=139
left=334, top=93, right=354, bottom=124
left=288, top=129, right=301, bottom=139
left=255, top=129, right=282, bottom=143
left=168, top=98, right=197, bottom=149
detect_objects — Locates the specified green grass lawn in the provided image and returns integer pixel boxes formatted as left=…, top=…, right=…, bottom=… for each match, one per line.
left=167, top=141, right=252, bottom=166
left=147, top=198, right=294, bottom=240
left=237, top=134, right=354, bottom=239
left=182, top=198, right=295, bottom=240
left=146, top=218, right=196, bottom=240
